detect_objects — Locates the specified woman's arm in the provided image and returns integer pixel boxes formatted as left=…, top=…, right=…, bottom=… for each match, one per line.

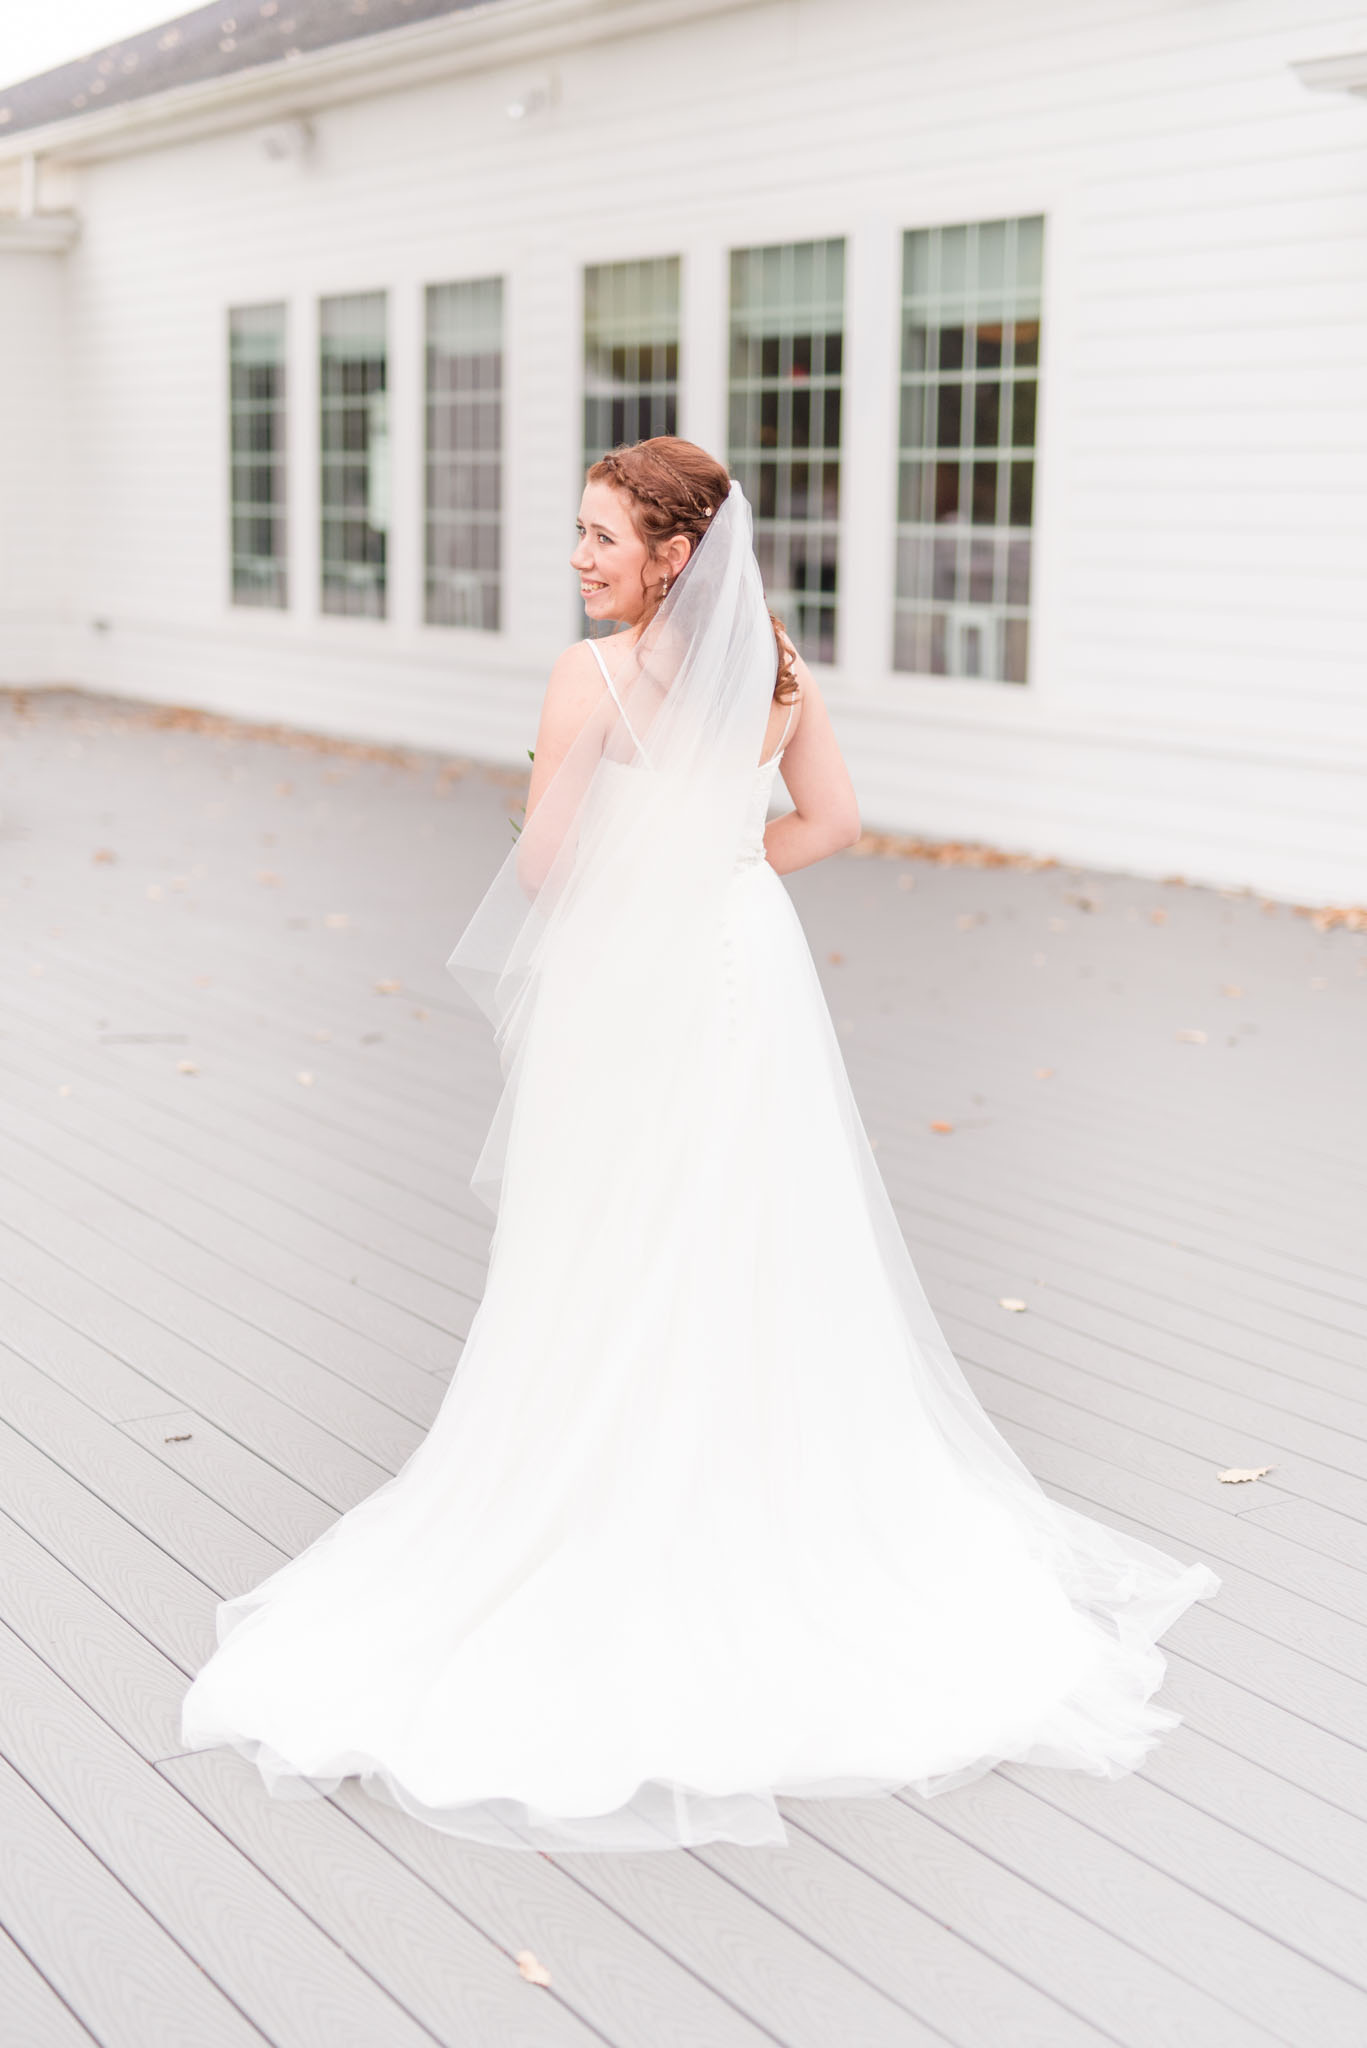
left=524, top=642, right=607, bottom=827
left=515, top=642, right=610, bottom=894
left=764, top=661, right=862, bottom=875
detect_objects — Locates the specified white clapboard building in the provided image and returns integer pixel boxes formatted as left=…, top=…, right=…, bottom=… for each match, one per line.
left=1, top=0, right=1364, bottom=900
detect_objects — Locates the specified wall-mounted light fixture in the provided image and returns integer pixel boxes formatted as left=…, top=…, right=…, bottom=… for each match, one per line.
left=260, top=116, right=314, bottom=163
left=506, top=73, right=558, bottom=121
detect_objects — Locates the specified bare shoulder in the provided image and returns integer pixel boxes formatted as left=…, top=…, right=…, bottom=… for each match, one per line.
left=548, top=636, right=605, bottom=690
left=540, top=638, right=607, bottom=724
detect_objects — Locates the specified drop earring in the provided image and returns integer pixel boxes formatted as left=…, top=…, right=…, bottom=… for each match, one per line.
left=660, top=574, right=669, bottom=603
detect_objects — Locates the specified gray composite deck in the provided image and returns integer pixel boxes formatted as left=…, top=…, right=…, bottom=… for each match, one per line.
left=1, top=682, right=1365, bottom=2048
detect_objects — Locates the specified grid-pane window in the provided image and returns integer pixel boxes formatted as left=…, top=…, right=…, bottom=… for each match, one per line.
left=320, top=291, right=387, bottom=617
left=894, top=216, right=1043, bottom=683
left=583, top=256, right=679, bottom=467
left=426, top=278, right=503, bottom=631
left=229, top=303, right=287, bottom=608
left=728, top=239, right=844, bottom=665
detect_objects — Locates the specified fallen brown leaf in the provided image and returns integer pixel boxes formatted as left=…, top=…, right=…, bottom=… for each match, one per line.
left=929, top=1120, right=954, bottom=1134
left=849, top=830, right=1055, bottom=871
left=1299, top=903, right=1367, bottom=933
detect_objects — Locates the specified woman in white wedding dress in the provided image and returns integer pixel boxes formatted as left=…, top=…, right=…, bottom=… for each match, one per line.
left=180, top=438, right=1220, bottom=1851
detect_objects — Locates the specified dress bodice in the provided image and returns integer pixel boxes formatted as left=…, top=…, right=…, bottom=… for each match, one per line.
left=734, top=751, right=787, bottom=872
left=582, top=637, right=790, bottom=875
left=583, top=749, right=787, bottom=875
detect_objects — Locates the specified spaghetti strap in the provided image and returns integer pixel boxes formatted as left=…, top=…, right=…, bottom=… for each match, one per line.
left=777, top=692, right=798, bottom=748
left=585, top=637, right=652, bottom=767
left=759, top=689, right=799, bottom=766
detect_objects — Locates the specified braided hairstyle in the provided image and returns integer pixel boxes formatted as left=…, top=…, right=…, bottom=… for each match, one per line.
left=586, top=437, right=799, bottom=704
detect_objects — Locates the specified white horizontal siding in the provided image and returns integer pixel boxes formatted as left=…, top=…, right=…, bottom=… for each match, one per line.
left=0, top=249, right=70, bottom=657
left=1, top=0, right=1365, bottom=900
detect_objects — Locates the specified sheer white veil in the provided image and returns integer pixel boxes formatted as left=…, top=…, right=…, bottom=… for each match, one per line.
left=446, top=477, right=777, bottom=1213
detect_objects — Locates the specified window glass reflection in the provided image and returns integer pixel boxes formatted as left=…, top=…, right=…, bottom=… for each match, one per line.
left=893, top=217, right=1043, bottom=683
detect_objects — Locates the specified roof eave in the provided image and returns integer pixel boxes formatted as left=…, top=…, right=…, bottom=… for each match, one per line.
left=0, top=0, right=748, bottom=165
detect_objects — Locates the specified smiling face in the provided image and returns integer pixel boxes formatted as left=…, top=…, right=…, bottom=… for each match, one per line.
left=571, top=479, right=692, bottom=632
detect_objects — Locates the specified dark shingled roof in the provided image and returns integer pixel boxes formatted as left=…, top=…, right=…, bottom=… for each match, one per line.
left=0, top=0, right=495, bottom=140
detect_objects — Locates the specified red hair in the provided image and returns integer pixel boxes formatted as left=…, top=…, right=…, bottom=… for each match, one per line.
left=586, top=437, right=799, bottom=703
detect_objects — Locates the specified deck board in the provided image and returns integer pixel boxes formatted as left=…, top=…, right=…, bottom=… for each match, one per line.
left=2, top=685, right=1365, bottom=2047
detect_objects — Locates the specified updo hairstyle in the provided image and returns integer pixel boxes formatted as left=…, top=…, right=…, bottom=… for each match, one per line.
left=585, top=437, right=799, bottom=704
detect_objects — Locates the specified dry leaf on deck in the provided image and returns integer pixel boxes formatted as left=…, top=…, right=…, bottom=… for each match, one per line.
left=999, top=1297, right=1028, bottom=1313
left=514, top=1950, right=551, bottom=1988
left=929, top=1120, right=954, bottom=1134
left=1218, top=1465, right=1273, bottom=1485
left=92, top=847, right=116, bottom=863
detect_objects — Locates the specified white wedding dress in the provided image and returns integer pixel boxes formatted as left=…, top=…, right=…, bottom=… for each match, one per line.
left=180, top=490, right=1220, bottom=1851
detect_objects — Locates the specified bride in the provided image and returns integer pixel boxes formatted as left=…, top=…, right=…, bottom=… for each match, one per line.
left=180, top=437, right=1220, bottom=1851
